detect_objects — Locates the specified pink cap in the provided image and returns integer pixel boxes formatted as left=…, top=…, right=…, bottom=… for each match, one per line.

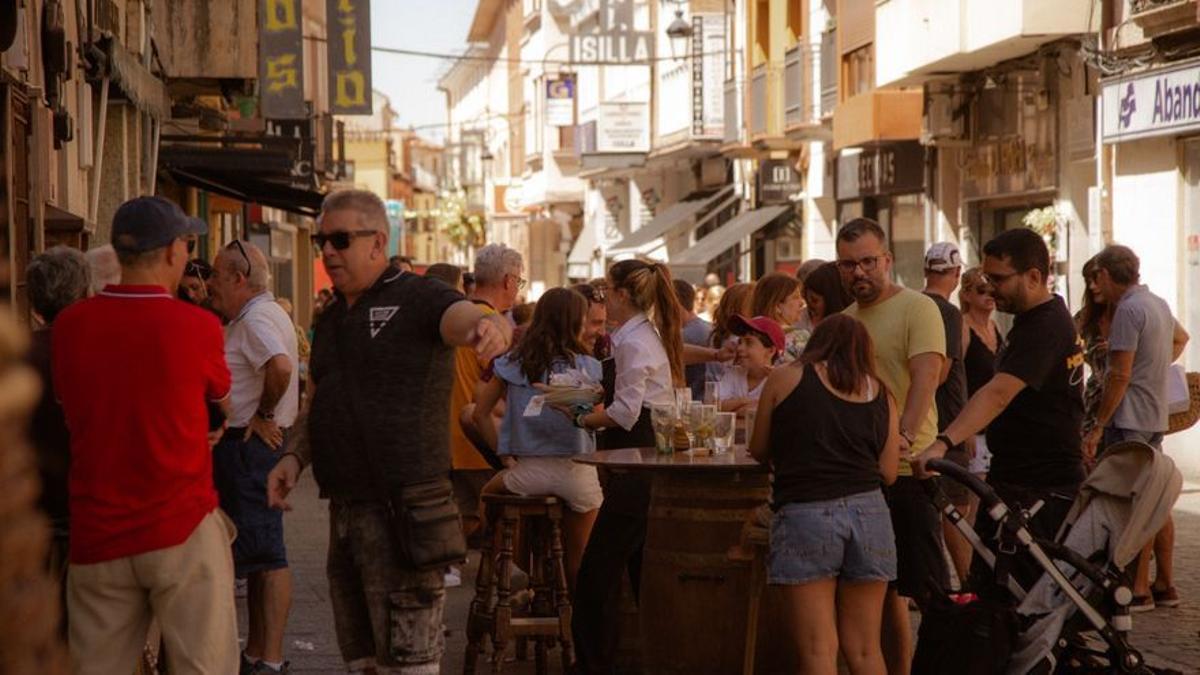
left=729, top=314, right=786, bottom=354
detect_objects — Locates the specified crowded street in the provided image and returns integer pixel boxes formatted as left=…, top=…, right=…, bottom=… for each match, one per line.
left=7, top=1, right=1200, bottom=674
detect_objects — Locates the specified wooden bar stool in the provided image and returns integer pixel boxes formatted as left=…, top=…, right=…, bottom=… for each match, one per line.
left=464, top=493, right=573, bottom=674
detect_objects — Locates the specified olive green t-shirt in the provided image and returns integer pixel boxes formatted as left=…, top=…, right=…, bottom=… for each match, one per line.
left=844, top=288, right=946, bottom=475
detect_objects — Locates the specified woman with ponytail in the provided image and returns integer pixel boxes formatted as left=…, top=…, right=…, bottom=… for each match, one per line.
left=571, top=259, right=684, bottom=673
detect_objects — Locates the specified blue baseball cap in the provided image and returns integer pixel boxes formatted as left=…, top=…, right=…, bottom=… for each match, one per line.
left=111, top=196, right=207, bottom=252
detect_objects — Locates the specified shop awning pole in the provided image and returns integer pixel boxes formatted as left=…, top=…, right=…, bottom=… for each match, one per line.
left=89, top=77, right=109, bottom=227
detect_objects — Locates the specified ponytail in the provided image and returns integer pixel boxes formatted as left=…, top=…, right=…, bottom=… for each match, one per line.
left=648, top=264, right=686, bottom=386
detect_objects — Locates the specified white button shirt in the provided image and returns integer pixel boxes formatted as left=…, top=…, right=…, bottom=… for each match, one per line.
left=608, top=313, right=675, bottom=431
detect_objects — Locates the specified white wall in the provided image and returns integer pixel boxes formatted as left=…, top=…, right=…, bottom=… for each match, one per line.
left=1113, top=136, right=1180, bottom=313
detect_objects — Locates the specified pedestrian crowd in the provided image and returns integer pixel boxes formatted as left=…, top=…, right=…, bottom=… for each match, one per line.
left=22, top=187, right=1189, bottom=675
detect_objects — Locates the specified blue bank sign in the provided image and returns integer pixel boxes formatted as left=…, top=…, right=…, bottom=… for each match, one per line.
left=1103, top=59, right=1200, bottom=143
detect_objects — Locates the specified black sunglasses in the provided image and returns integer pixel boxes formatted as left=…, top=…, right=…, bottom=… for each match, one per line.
left=226, top=240, right=252, bottom=276
left=311, top=229, right=377, bottom=252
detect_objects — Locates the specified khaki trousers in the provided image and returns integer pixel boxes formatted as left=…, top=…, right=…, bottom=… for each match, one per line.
left=68, top=509, right=239, bottom=675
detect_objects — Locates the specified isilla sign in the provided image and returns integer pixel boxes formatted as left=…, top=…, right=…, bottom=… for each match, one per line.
left=570, top=0, right=655, bottom=65
left=1102, top=58, right=1200, bottom=143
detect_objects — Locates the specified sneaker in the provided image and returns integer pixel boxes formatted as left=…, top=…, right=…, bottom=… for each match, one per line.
left=239, top=652, right=259, bottom=675
left=249, top=661, right=290, bottom=674
left=1129, top=595, right=1156, bottom=613
left=1152, top=586, right=1181, bottom=608
left=444, top=566, right=462, bottom=588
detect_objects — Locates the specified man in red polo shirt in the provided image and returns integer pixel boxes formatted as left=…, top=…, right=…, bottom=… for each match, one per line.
left=53, top=196, right=238, bottom=674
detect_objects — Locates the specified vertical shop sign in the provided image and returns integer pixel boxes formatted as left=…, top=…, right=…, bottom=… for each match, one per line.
left=259, top=0, right=306, bottom=119
left=327, top=0, right=373, bottom=115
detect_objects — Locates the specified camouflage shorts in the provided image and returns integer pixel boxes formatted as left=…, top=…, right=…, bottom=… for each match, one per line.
left=327, top=500, right=445, bottom=674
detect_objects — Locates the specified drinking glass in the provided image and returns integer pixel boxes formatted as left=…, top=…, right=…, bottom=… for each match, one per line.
left=650, top=403, right=677, bottom=455
left=703, top=381, right=719, bottom=407
left=675, top=387, right=693, bottom=413
left=742, top=408, right=757, bottom=446
left=713, top=412, right=736, bottom=454
left=689, top=403, right=717, bottom=450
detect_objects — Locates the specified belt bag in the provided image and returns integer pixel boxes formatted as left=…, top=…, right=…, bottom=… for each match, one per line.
left=390, top=478, right=467, bottom=571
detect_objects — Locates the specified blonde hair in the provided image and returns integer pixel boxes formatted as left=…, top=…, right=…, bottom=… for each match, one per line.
left=609, top=260, right=685, bottom=385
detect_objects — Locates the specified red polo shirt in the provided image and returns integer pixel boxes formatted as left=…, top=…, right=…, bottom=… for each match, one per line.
left=52, top=285, right=230, bottom=564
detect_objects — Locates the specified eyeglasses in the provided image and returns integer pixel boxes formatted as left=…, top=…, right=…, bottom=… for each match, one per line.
left=982, top=271, right=1018, bottom=287
left=311, top=229, right=377, bottom=252
left=226, top=240, right=252, bottom=277
left=836, top=255, right=885, bottom=273
left=507, top=273, right=527, bottom=290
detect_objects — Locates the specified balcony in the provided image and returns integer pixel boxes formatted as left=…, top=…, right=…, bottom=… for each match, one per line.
left=874, top=0, right=1093, bottom=87
left=832, top=89, right=923, bottom=150
left=1130, top=0, right=1200, bottom=38
left=750, top=65, right=768, bottom=137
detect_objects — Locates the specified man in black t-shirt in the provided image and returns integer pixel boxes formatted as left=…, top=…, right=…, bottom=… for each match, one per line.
left=915, top=228, right=1084, bottom=591
left=265, top=190, right=511, bottom=674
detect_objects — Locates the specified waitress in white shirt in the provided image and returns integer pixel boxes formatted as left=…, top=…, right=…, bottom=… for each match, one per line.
left=571, top=259, right=685, bottom=674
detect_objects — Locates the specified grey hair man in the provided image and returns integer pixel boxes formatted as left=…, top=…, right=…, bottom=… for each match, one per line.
left=472, top=243, right=525, bottom=313
left=51, top=196, right=238, bottom=674
left=84, top=244, right=120, bottom=294
left=1084, top=244, right=1188, bottom=611
left=26, top=246, right=91, bottom=617
left=266, top=189, right=511, bottom=675
left=208, top=239, right=299, bottom=675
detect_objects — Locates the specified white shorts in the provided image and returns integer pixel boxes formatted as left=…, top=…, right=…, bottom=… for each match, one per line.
left=970, top=435, right=992, bottom=475
left=501, top=456, right=604, bottom=513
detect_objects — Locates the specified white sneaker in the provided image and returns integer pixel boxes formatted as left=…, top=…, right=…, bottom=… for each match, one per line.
left=444, top=566, right=462, bottom=588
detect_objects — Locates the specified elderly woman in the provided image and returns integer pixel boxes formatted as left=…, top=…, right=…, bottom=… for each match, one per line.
left=26, top=245, right=92, bottom=628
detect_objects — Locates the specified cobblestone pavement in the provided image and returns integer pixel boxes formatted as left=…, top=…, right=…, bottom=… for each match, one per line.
left=251, top=473, right=1200, bottom=674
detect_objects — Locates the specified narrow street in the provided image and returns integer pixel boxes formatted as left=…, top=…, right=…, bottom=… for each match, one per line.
left=259, top=472, right=1200, bottom=673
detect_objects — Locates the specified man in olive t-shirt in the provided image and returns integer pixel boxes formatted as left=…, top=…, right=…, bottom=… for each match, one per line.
left=837, top=218, right=947, bottom=674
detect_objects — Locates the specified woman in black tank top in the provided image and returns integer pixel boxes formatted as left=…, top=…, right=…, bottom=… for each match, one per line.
left=749, top=314, right=899, bottom=675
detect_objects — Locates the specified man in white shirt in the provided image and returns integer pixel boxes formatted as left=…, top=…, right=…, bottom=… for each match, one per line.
left=209, top=239, right=300, bottom=675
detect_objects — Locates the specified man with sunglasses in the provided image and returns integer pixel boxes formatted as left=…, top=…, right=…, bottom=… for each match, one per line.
left=265, top=189, right=511, bottom=675
left=837, top=218, right=948, bottom=674
left=207, top=239, right=299, bottom=675
left=914, top=228, right=1086, bottom=595
left=52, top=196, right=239, bottom=673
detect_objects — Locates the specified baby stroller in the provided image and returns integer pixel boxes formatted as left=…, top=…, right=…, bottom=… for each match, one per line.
left=920, top=440, right=1183, bottom=675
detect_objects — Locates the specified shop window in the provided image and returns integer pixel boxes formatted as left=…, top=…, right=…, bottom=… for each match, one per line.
left=775, top=234, right=804, bottom=261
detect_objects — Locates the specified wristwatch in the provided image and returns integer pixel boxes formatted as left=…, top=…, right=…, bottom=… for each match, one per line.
left=574, top=412, right=590, bottom=429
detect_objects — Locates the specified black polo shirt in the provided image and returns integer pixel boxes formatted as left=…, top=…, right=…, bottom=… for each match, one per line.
left=308, top=268, right=465, bottom=500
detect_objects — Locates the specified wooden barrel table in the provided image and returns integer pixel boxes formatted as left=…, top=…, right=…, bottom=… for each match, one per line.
left=576, top=448, right=789, bottom=674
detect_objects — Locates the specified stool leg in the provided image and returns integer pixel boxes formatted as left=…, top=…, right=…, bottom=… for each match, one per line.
left=492, top=509, right=518, bottom=674
left=465, top=521, right=498, bottom=674
left=548, top=508, right=575, bottom=670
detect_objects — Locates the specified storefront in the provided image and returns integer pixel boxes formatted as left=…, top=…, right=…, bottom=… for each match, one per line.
left=835, top=141, right=927, bottom=288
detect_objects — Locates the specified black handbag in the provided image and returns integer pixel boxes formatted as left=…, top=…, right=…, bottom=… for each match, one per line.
left=390, top=478, right=468, bottom=571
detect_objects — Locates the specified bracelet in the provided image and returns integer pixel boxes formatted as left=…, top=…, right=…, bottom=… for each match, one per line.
left=936, top=433, right=955, bottom=449
left=574, top=412, right=589, bottom=429
left=899, top=428, right=916, bottom=445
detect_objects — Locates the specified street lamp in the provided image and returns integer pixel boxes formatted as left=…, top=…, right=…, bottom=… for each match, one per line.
left=665, top=1, right=693, bottom=41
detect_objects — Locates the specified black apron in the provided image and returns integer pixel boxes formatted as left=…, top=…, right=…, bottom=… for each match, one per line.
left=595, top=356, right=654, bottom=515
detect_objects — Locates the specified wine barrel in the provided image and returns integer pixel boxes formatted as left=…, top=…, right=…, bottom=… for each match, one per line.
left=638, top=471, right=770, bottom=674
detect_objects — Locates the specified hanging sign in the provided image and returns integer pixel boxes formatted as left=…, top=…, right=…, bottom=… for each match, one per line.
left=570, top=0, right=654, bottom=65
left=546, top=75, right=576, bottom=127
left=327, top=0, right=373, bottom=115
left=259, top=0, right=306, bottom=119
left=1102, top=59, right=1200, bottom=143
left=598, top=102, right=649, bottom=153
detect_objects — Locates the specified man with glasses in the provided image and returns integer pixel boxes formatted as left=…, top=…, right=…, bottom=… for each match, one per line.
left=52, top=196, right=239, bottom=673
left=914, top=228, right=1086, bottom=594
left=837, top=218, right=947, bottom=675
left=266, top=189, right=510, bottom=675
left=447, top=243, right=525, bottom=577
left=207, top=240, right=299, bottom=675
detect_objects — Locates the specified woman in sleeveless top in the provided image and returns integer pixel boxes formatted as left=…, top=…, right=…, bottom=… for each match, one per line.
left=570, top=260, right=685, bottom=674
left=960, top=267, right=1003, bottom=478
left=1075, top=256, right=1113, bottom=439
left=749, top=314, right=900, bottom=675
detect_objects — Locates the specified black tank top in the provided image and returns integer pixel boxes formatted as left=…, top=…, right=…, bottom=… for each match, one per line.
left=770, top=364, right=889, bottom=508
left=964, top=325, right=1002, bottom=398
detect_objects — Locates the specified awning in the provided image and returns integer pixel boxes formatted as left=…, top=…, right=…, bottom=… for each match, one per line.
left=99, top=37, right=171, bottom=119
left=566, top=220, right=598, bottom=279
left=608, top=186, right=736, bottom=255
left=164, top=167, right=325, bottom=218
left=670, top=205, right=791, bottom=268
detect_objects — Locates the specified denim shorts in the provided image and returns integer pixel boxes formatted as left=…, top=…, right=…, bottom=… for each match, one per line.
left=212, top=430, right=287, bottom=578
left=768, top=489, right=897, bottom=585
